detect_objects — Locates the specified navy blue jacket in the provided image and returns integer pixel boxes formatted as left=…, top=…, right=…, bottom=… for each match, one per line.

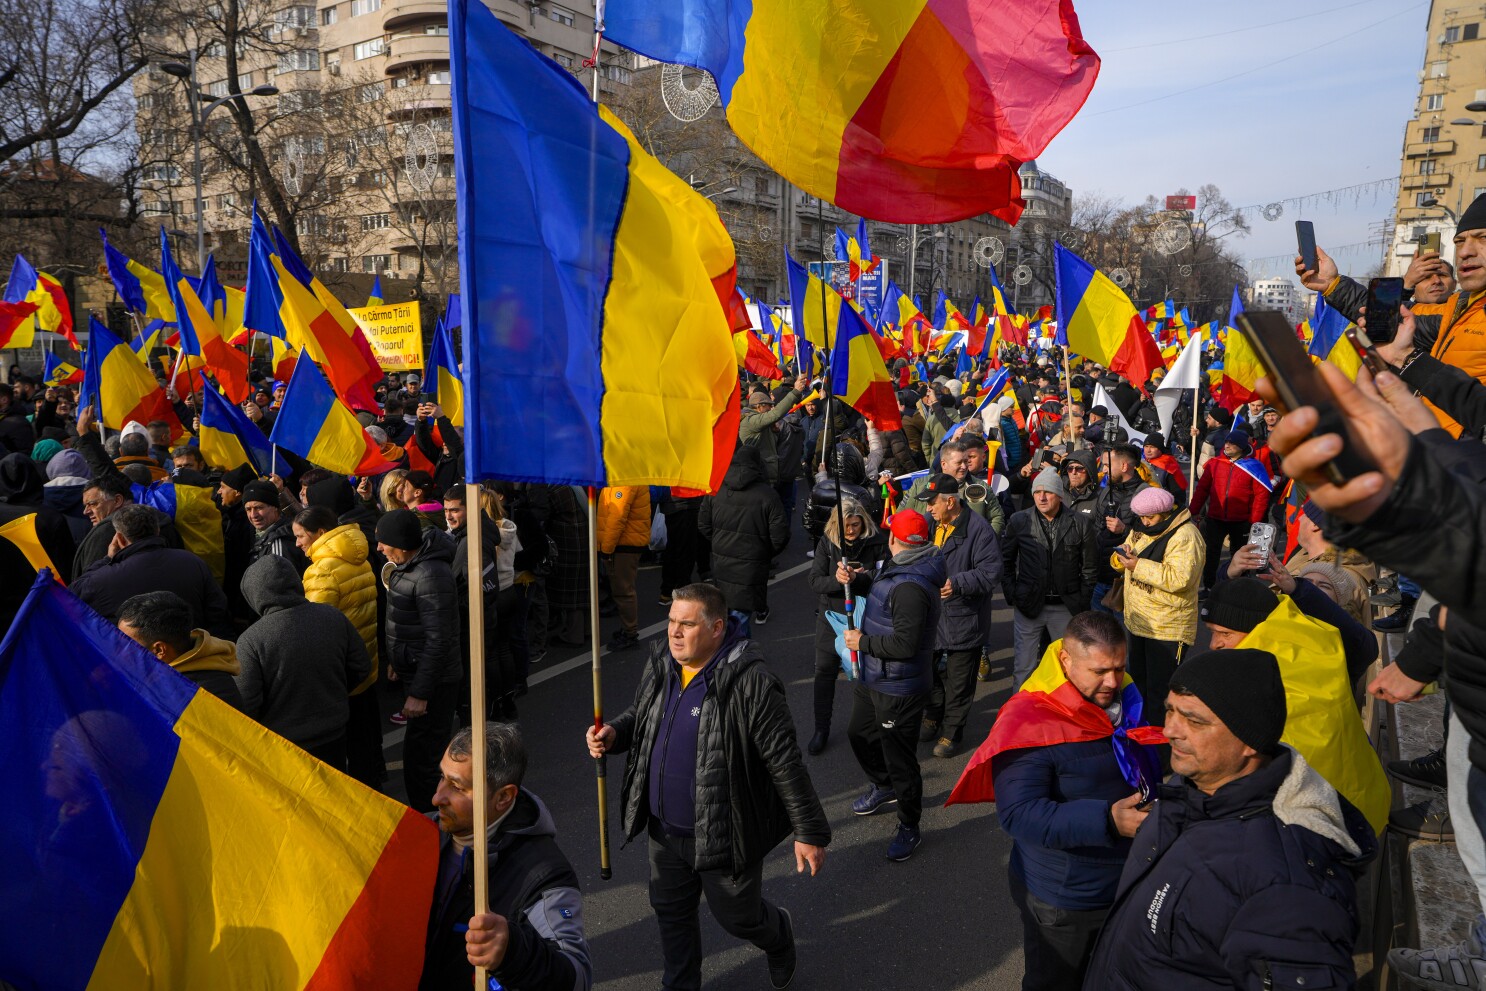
left=1084, top=749, right=1376, bottom=990
left=992, top=737, right=1133, bottom=911
left=859, top=548, right=946, bottom=696
left=933, top=505, right=1003, bottom=650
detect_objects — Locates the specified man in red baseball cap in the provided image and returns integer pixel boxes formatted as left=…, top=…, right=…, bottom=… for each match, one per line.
left=842, top=510, right=948, bottom=862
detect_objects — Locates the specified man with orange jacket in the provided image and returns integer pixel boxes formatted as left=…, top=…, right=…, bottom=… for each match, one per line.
left=598, top=485, right=651, bottom=651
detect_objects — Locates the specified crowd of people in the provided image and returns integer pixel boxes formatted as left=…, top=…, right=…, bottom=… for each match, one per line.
left=6, top=196, right=1486, bottom=990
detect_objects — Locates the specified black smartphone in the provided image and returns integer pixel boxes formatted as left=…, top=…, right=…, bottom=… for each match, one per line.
left=418, top=391, right=437, bottom=405
left=1365, top=277, right=1404, bottom=345
left=1234, top=310, right=1378, bottom=485
left=1296, top=220, right=1318, bottom=272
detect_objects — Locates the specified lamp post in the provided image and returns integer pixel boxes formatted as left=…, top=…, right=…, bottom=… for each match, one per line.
left=160, top=53, right=277, bottom=268
left=907, top=225, right=945, bottom=301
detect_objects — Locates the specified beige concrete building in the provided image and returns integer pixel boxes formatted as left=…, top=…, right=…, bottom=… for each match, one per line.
left=1387, top=2, right=1486, bottom=275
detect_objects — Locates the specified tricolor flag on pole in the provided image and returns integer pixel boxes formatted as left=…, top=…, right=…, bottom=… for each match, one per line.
left=4, top=255, right=76, bottom=348
left=269, top=356, right=398, bottom=476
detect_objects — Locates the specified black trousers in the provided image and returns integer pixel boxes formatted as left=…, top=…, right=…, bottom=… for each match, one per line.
left=926, top=648, right=980, bottom=742
left=345, top=687, right=386, bottom=788
left=1200, top=517, right=1251, bottom=589
left=1009, top=874, right=1108, bottom=991
left=402, top=681, right=458, bottom=813
left=661, top=507, right=710, bottom=594
left=647, top=820, right=790, bottom=991
left=304, top=733, right=347, bottom=771
left=812, top=615, right=842, bottom=733
left=847, top=683, right=926, bottom=827
left=1127, top=635, right=1185, bottom=725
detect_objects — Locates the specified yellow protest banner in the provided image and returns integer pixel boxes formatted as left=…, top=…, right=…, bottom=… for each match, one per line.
left=348, top=301, right=424, bottom=371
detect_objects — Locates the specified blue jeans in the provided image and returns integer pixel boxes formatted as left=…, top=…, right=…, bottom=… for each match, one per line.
left=1090, top=582, right=1114, bottom=615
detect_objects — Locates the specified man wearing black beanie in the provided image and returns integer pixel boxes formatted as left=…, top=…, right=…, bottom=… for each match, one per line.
left=1085, top=647, right=1375, bottom=988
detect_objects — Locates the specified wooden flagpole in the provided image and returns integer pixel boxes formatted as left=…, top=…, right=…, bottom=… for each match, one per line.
left=465, top=481, right=491, bottom=989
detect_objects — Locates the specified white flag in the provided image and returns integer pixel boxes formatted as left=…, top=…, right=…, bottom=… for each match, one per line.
left=1153, top=330, right=1205, bottom=439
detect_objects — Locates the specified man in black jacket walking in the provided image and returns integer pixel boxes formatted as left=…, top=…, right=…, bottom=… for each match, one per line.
left=1091, top=444, right=1149, bottom=612
left=586, top=582, right=829, bottom=991
left=699, top=444, right=788, bottom=628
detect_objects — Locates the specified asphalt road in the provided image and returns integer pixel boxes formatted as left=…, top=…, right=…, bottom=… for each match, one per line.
left=382, top=510, right=1031, bottom=990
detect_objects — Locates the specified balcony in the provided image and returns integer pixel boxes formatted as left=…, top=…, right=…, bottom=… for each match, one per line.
left=383, top=0, right=447, bottom=31
left=1406, top=139, right=1456, bottom=157
left=1403, top=173, right=1453, bottom=190
left=384, top=33, right=450, bottom=75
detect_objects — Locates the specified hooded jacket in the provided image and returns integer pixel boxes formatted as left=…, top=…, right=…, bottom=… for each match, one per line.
left=421, top=789, right=590, bottom=991
left=698, top=446, right=788, bottom=612
left=609, top=631, right=831, bottom=876
left=738, top=387, right=802, bottom=483
left=303, top=523, right=380, bottom=689
left=1113, top=509, right=1205, bottom=645
left=169, top=629, right=244, bottom=711
left=1086, top=748, right=1375, bottom=990
left=385, top=526, right=462, bottom=699
left=1001, top=504, right=1098, bottom=618
left=1191, top=455, right=1270, bottom=524
left=235, top=555, right=370, bottom=749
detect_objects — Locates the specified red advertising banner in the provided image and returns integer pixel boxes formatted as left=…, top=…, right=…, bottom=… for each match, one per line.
left=1166, top=195, right=1197, bottom=211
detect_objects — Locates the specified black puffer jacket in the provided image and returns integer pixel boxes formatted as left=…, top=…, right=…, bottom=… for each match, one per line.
left=1001, top=505, right=1098, bottom=617
left=384, top=526, right=462, bottom=700
left=609, top=633, right=831, bottom=877
left=1093, top=475, right=1150, bottom=583
left=699, top=446, right=788, bottom=612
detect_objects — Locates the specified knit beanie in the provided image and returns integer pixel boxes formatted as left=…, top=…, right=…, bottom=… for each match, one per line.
left=1199, top=576, right=1277, bottom=633
left=376, top=509, right=424, bottom=551
left=1143, top=433, right=1168, bottom=454
left=1030, top=467, right=1067, bottom=500
left=1130, top=487, right=1175, bottom=515
left=1459, top=191, right=1486, bottom=235
left=31, top=438, right=62, bottom=466
left=306, top=474, right=355, bottom=516
left=221, top=464, right=257, bottom=493
left=1208, top=407, right=1234, bottom=428
left=1296, top=561, right=1359, bottom=606
left=1169, top=648, right=1288, bottom=755
left=1217, top=430, right=1252, bottom=457
left=241, top=480, right=279, bottom=508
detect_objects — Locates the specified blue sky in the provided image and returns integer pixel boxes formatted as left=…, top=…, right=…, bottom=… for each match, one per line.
left=1038, top=0, right=1432, bottom=282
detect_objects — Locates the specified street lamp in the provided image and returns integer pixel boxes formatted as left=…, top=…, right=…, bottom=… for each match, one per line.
left=907, top=225, right=945, bottom=300
left=159, top=54, right=278, bottom=268
left=1421, top=196, right=1459, bottom=224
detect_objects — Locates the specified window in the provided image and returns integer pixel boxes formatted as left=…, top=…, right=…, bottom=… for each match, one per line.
left=320, top=5, right=337, bottom=24
left=1430, top=60, right=1448, bottom=78
left=361, top=170, right=387, bottom=188
left=552, top=51, right=573, bottom=68
left=1422, top=125, right=1440, bottom=143
left=1467, top=23, right=1480, bottom=40
left=1421, top=159, right=1437, bottom=174
left=358, top=81, right=384, bottom=102
left=361, top=213, right=391, bottom=231
left=1446, top=25, right=1461, bottom=43
left=363, top=254, right=391, bottom=272
left=754, top=176, right=769, bottom=194
left=547, top=4, right=574, bottom=26
left=203, top=40, right=226, bottom=57
left=1426, top=93, right=1444, bottom=111
left=275, top=6, right=314, bottom=29
left=216, top=192, right=237, bottom=211
left=1479, top=154, right=1486, bottom=171
left=278, top=49, right=319, bottom=72
left=421, top=23, right=448, bottom=34
left=278, top=90, right=321, bottom=112
left=203, top=79, right=230, bottom=97
left=601, top=64, right=631, bottom=84
left=142, top=164, right=180, bottom=182
left=426, top=70, right=450, bottom=85
left=1417, top=192, right=1434, bottom=207
left=238, top=71, right=254, bottom=90
left=296, top=215, right=329, bottom=236
left=353, top=38, right=384, bottom=59
left=328, top=257, right=350, bottom=273
left=350, top=0, right=381, bottom=14
left=1477, top=187, right=1486, bottom=201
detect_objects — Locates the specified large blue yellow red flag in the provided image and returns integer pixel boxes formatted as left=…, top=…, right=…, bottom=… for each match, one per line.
left=834, top=221, right=879, bottom=282
left=1053, top=243, right=1164, bottom=389
left=1219, top=284, right=1262, bottom=410
left=132, top=319, right=165, bottom=356
left=450, top=0, right=740, bottom=491
left=0, top=570, right=437, bottom=989
left=199, top=379, right=273, bottom=474
left=101, top=230, right=175, bottom=323
left=131, top=475, right=227, bottom=581
left=4, top=254, right=76, bottom=348
left=0, top=301, right=38, bottom=348
left=190, top=255, right=246, bottom=346
left=602, top=0, right=1099, bottom=224
left=829, top=303, right=902, bottom=430
left=367, top=274, right=384, bottom=307
left=787, top=251, right=843, bottom=366
left=947, top=640, right=1164, bottom=804
left=42, top=351, right=84, bottom=387
left=78, top=317, right=184, bottom=441
left=159, top=230, right=250, bottom=403
left=1308, top=294, right=1362, bottom=380
left=426, top=317, right=465, bottom=429
left=942, top=367, right=1011, bottom=448
left=933, top=291, right=969, bottom=333
left=270, top=356, right=396, bottom=476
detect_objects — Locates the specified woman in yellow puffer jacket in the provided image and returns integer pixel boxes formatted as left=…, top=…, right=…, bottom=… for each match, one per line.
left=294, top=505, right=385, bottom=787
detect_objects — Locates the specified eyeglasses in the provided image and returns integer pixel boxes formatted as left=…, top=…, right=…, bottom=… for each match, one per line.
left=1066, top=465, right=1088, bottom=473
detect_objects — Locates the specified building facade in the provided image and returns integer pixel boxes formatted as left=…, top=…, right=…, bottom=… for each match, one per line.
left=1248, top=277, right=1311, bottom=326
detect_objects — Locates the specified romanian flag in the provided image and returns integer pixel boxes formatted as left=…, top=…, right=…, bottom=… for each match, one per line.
left=426, top=317, right=465, bottom=429
left=102, top=230, right=175, bottom=323
left=367, top=274, right=384, bottom=307
left=0, top=571, right=437, bottom=989
left=270, top=356, right=397, bottom=476
left=934, top=292, right=969, bottom=333
left=829, top=303, right=902, bottom=430
left=191, top=255, right=246, bottom=347
left=167, top=351, right=206, bottom=397
left=160, top=231, right=250, bottom=403
left=0, top=300, right=39, bottom=348
left=941, top=368, right=1011, bottom=447
left=132, top=477, right=227, bottom=582
left=1219, top=285, right=1262, bottom=410
left=968, top=297, right=992, bottom=357
left=271, top=336, right=300, bottom=383
left=1308, top=294, right=1362, bottom=380
left=78, top=317, right=184, bottom=441
left=947, top=640, right=1163, bottom=805
left=199, top=379, right=274, bottom=474
left=787, top=252, right=845, bottom=380
left=834, top=218, right=879, bottom=281
left=603, top=0, right=1099, bottom=224
left=1236, top=594, right=1390, bottom=832
left=4, top=255, right=76, bottom=348
left=450, top=0, right=740, bottom=492
left=132, top=319, right=165, bottom=357
left=42, top=351, right=84, bottom=387
left=877, top=281, right=932, bottom=356
left=1053, top=243, right=1164, bottom=389
left=1144, top=299, right=1178, bottom=320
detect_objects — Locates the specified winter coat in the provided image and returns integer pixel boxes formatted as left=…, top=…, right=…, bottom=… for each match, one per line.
left=1113, top=510, right=1205, bottom=645
left=420, top=789, right=590, bottom=991
left=0, top=409, right=33, bottom=456
left=919, top=402, right=957, bottom=464
left=609, top=632, right=831, bottom=876
left=597, top=485, right=650, bottom=554
left=698, top=447, right=788, bottom=612
left=533, top=485, right=587, bottom=610
left=738, top=388, right=802, bottom=483
left=1147, top=452, right=1186, bottom=492
left=235, top=556, right=370, bottom=749
left=169, top=629, right=244, bottom=711
left=250, top=515, right=308, bottom=574
left=303, top=523, right=380, bottom=687
left=69, top=535, right=230, bottom=630
left=384, top=526, right=462, bottom=700
left=1001, top=505, right=1098, bottom=618
left=1086, top=748, right=1375, bottom=991
left=992, top=737, right=1134, bottom=912
left=1093, top=476, right=1150, bottom=584
left=1190, top=455, right=1270, bottom=524
left=858, top=546, right=946, bottom=696
left=71, top=507, right=183, bottom=578
left=900, top=409, right=927, bottom=467
left=933, top=504, right=1003, bottom=649
left=0, top=454, right=76, bottom=629
left=808, top=530, right=889, bottom=612
left=41, top=479, right=90, bottom=542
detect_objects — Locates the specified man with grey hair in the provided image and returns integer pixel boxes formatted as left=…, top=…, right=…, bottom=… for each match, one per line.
left=587, top=581, right=829, bottom=991
left=424, top=723, right=591, bottom=991
left=69, top=503, right=229, bottom=628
